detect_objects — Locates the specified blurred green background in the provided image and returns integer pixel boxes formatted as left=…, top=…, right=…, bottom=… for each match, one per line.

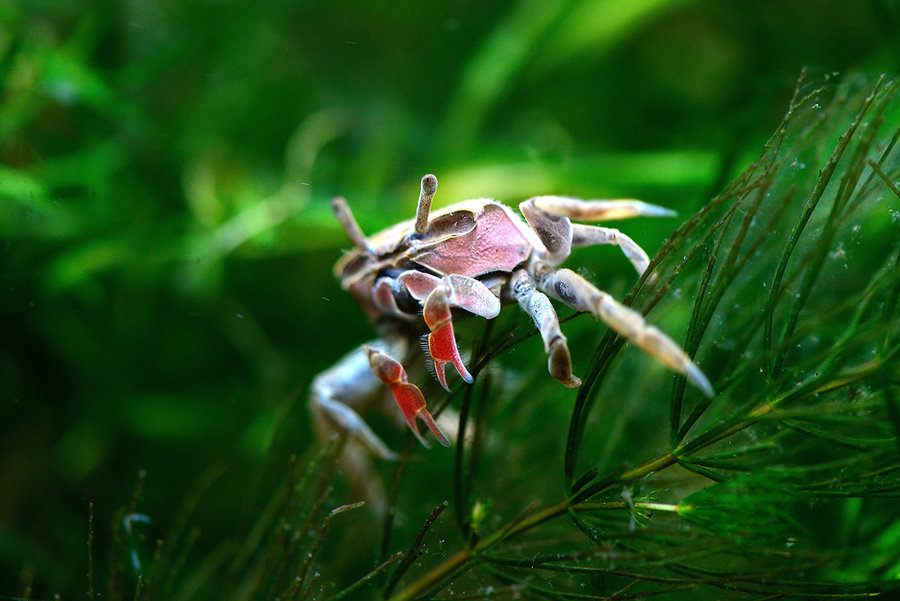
left=1, top=0, right=899, bottom=597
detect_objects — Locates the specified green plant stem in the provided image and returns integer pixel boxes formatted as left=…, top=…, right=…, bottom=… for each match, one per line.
left=326, top=551, right=403, bottom=601
left=388, top=548, right=472, bottom=601
left=620, top=452, right=677, bottom=481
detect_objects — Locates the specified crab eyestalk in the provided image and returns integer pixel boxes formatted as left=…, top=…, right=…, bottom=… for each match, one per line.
left=331, top=196, right=372, bottom=252
left=414, top=174, right=438, bottom=235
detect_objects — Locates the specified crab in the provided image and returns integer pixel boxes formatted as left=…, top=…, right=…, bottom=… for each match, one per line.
left=311, top=174, right=713, bottom=458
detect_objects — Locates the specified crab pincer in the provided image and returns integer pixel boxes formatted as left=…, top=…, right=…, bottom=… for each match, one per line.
left=422, top=287, right=473, bottom=390
left=364, top=345, right=450, bottom=447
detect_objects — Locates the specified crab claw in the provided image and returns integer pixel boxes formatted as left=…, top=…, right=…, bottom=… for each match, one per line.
left=364, top=345, right=450, bottom=448
left=428, top=324, right=474, bottom=390
left=423, top=287, right=473, bottom=390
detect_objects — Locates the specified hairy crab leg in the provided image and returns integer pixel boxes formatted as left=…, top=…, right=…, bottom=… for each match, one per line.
left=571, top=224, right=651, bottom=276
left=310, top=344, right=398, bottom=460
left=520, top=195, right=675, bottom=266
left=540, top=268, right=714, bottom=397
left=365, top=345, right=450, bottom=447
left=511, top=269, right=581, bottom=388
left=523, top=196, right=676, bottom=222
left=310, top=343, right=403, bottom=514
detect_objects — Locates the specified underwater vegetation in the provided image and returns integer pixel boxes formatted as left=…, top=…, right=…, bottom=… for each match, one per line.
left=2, top=2, right=900, bottom=600
left=15, top=70, right=900, bottom=601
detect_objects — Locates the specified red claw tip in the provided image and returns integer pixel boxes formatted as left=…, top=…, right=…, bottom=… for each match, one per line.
left=428, top=323, right=472, bottom=387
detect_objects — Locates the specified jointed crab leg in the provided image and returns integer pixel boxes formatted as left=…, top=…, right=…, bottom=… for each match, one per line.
left=520, top=196, right=675, bottom=266
left=523, top=196, right=677, bottom=222
left=372, top=277, right=407, bottom=319
left=511, top=269, right=581, bottom=388
left=400, top=272, right=501, bottom=318
left=398, top=271, right=501, bottom=389
left=540, top=268, right=715, bottom=397
left=571, top=224, right=651, bottom=275
left=365, top=345, right=450, bottom=447
left=310, top=344, right=398, bottom=460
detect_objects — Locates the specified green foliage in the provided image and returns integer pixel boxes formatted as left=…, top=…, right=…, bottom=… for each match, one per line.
left=3, top=1, right=900, bottom=600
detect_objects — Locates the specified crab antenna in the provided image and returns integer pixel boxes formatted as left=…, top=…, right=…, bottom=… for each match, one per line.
left=414, top=174, right=438, bottom=235
left=331, top=196, right=371, bottom=251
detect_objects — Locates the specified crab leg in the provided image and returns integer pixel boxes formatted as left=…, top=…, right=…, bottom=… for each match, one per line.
left=571, top=224, right=651, bottom=276
left=372, top=277, right=404, bottom=317
left=400, top=272, right=501, bottom=318
left=523, top=196, right=676, bottom=222
left=309, top=343, right=400, bottom=514
left=511, top=269, right=581, bottom=388
left=540, top=268, right=714, bottom=397
left=520, top=196, right=675, bottom=266
left=372, top=277, right=422, bottom=320
left=365, top=345, right=450, bottom=447
left=310, top=344, right=399, bottom=460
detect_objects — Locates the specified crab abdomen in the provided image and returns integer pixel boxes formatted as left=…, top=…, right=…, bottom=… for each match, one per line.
left=413, top=203, right=532, bottom=277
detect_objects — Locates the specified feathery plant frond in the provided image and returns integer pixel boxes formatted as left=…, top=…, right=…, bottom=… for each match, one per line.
left=386, top=73, right=900, bottom=600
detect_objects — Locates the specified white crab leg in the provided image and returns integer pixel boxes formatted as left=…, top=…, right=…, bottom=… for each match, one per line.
left=520, top=195, right=675, bottom=266
left=511, top=269, right=581, bottom=388
left=371, top=277, right=419, bottom=321
left=571, top=224, right=651, bottom=276
left=399, top=272, right=501, bottom=318
left=523, top=196, right=676, bottom=222
left=442, top=274, right=502, bottom=318
left=310, top=343, right=398, bottom=460
left=539, top=268, right=714, bottom=397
